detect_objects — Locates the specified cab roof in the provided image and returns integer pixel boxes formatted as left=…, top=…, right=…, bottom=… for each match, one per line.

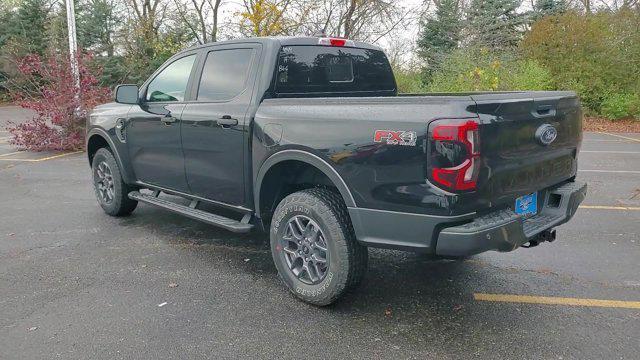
left=184, top=36, right=384, bottom=53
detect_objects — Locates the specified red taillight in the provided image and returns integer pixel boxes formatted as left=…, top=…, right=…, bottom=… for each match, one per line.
left=330, top=38, right=346, bottom=46
left=428, top=120, right=481, bottom=192
left=318, top=37, right=353, bottom=47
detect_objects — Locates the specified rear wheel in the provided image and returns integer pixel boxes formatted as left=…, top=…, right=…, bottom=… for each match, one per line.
left=92, top=147, right=138, bottom=216
left=270, top=188, right=368, bottom=306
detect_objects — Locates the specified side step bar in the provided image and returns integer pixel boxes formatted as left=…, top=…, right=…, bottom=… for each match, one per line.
left=128, top=191, right=253, bottom=233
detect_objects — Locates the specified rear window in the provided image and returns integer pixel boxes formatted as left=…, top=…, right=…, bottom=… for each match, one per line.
left=197, top=48, right=254, bottom=101
left=275, top=45, right=396, bottom=96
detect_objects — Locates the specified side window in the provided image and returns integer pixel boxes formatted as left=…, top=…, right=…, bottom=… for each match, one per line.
left=146, top=55, right=196, bottom=102
left=197, top=48, right=254, bottom=102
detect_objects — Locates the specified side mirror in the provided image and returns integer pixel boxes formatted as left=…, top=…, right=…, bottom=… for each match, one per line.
left=114, top=84, right=139, bottom=104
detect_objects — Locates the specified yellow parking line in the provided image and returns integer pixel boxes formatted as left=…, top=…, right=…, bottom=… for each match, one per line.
left=474, top=293, right=640, bottom=309
left=579, top=205, right=640, bottom=211
left=596, top=131, right=640, bottom=143
left=0, top=151, right=82, bottom=162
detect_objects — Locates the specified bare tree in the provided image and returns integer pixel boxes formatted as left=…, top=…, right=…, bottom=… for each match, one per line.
left=299, top=0, right=414, bottom=43
left=173, top=0, right=222, bottom=44
left=126, top=0, right=168, bottom=40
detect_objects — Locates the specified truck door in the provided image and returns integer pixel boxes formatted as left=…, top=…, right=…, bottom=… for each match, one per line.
left=126, top=53, right=198, bottom=193
left=180, top=45, right=260, bottom=206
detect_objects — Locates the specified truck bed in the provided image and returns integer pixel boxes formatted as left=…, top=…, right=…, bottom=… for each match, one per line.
left=254, top=91, right=581, bottom=217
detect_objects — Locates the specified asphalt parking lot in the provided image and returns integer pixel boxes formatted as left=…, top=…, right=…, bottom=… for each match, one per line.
left=1, top=105, right=639, bottom=359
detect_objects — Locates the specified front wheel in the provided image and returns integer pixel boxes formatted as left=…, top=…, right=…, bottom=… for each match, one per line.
left=92, top=147, right=138, bottom=216
left=270, top=188, right=368, bottom=306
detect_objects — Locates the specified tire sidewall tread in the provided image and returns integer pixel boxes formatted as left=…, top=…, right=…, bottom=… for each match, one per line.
left=270, top=188, right=367, bottom=306
left=92, top=147, right=137, bottom=216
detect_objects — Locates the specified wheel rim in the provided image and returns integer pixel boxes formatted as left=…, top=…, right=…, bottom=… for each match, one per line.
left=95, top=160, right=115, bottom=205
left=280, top=215, right=329, bottom=285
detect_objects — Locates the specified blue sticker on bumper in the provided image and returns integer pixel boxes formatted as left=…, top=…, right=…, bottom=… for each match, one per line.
left=515, top=192, right=537, bottom=216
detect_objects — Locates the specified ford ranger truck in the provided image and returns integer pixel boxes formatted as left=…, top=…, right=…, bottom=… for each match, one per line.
left=87, top=36, right=587, bottom=305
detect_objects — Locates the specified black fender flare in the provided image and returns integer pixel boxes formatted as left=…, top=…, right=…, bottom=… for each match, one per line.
left=86, top=128, right=133, bottom=183
left=254, top=149, right=356, bottom=218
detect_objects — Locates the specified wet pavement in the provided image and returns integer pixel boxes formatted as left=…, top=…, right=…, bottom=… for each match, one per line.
left=1, top=105, right=639, bottom=359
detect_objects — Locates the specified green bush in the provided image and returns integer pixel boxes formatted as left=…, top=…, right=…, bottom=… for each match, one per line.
left=427, top=48, right=553, bottom=92
left=521, top=10, right=640, bottom=115
left=600, top=93, right=640, bottom=120
left=393, top=68, right=426, bottom=93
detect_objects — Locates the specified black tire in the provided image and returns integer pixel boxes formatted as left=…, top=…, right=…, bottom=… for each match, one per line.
left=270, top=188, right=368, bottom=306
left=91, top=147, right=138, bottom=216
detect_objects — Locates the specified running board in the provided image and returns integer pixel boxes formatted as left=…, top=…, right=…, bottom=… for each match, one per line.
left=128, top=191, right=253, bottom=233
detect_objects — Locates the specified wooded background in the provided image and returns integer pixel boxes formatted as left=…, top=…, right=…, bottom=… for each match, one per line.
left=0, top=0, right=639, bottom=120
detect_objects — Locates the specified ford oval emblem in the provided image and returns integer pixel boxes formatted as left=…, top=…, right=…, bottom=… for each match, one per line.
left=535, top=124, right=557, bottom=146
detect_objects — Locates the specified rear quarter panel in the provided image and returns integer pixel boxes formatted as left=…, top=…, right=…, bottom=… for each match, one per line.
left=252, top=96, right=478, bottom=216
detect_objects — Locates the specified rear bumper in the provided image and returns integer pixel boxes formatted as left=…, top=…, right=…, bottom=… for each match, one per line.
left=348, top=180, right=587, bottom=255
left=435, top=181, right=587, bottom=256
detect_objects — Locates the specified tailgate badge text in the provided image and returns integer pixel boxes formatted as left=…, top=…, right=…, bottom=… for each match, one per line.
left=374, top=130, right=417, bottom=146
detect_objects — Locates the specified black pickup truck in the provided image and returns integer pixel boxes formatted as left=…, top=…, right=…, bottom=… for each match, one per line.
left=87, top=36, right=587, bottom=305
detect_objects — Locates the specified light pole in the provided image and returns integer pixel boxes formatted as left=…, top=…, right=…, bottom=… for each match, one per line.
left=65, top=0, right=80, bottom=97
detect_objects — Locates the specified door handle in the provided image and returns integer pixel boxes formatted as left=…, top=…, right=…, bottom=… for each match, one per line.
left=533, top=105, right=556, bottom=118
left=161, top=115, right=178, bottom=125
left=217, top=115, right=238, bottom=128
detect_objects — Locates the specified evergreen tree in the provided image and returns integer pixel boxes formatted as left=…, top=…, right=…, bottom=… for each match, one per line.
left=76, top=0, right=121, bottom=56
left=533, top=0, right=568, bottom=19
left=6, top=0, right=50, bottom=55
left=466, top=0, right=525, bottom=50
left=417, top=0, right=462, bottom=81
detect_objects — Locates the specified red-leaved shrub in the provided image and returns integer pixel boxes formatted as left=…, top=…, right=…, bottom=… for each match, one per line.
left=6, top=52, right=111, bottom=151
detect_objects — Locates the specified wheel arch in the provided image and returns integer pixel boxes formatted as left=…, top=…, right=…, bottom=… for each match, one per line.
left=254, top=150, right=356, bottom=220
left=86, top=128, right=134, bottom=184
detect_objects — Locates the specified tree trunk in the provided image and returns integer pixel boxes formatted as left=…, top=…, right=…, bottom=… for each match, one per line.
left=343, top=0, right=357, bottom=38
left=211, top=0, right=221, bottom=42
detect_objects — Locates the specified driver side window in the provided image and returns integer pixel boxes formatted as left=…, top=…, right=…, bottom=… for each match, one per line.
left=146, top=55, right=196, bottom=102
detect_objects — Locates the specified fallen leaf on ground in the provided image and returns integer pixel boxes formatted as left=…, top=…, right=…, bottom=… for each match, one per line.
left=583, top=117, right=640, bottom=133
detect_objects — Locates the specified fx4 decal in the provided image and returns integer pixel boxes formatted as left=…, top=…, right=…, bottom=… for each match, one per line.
left=373, top=130, right=417, bottom=146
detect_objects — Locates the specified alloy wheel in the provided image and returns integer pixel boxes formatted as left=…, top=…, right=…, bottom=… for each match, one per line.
left=95, top=161, right=115, bottom=204
left=280, top=215, right=329, bottom=285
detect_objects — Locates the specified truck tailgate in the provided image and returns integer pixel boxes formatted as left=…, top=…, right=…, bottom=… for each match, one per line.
left=470, top=91, right=582, bottom=207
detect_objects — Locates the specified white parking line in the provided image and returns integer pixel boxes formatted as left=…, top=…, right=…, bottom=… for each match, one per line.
left=583, top=139, right=633, bottom=143
left=596, top=132, right=640, bottom=143
left=579, top=169, right=640, bottom=174
left=0, top=151, right=82, bottom=162
left=581, top=151, right=640, bottom=154
left=0, top=151, right=24, bottom=158
left=580, top=205, right=640, bottom=211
